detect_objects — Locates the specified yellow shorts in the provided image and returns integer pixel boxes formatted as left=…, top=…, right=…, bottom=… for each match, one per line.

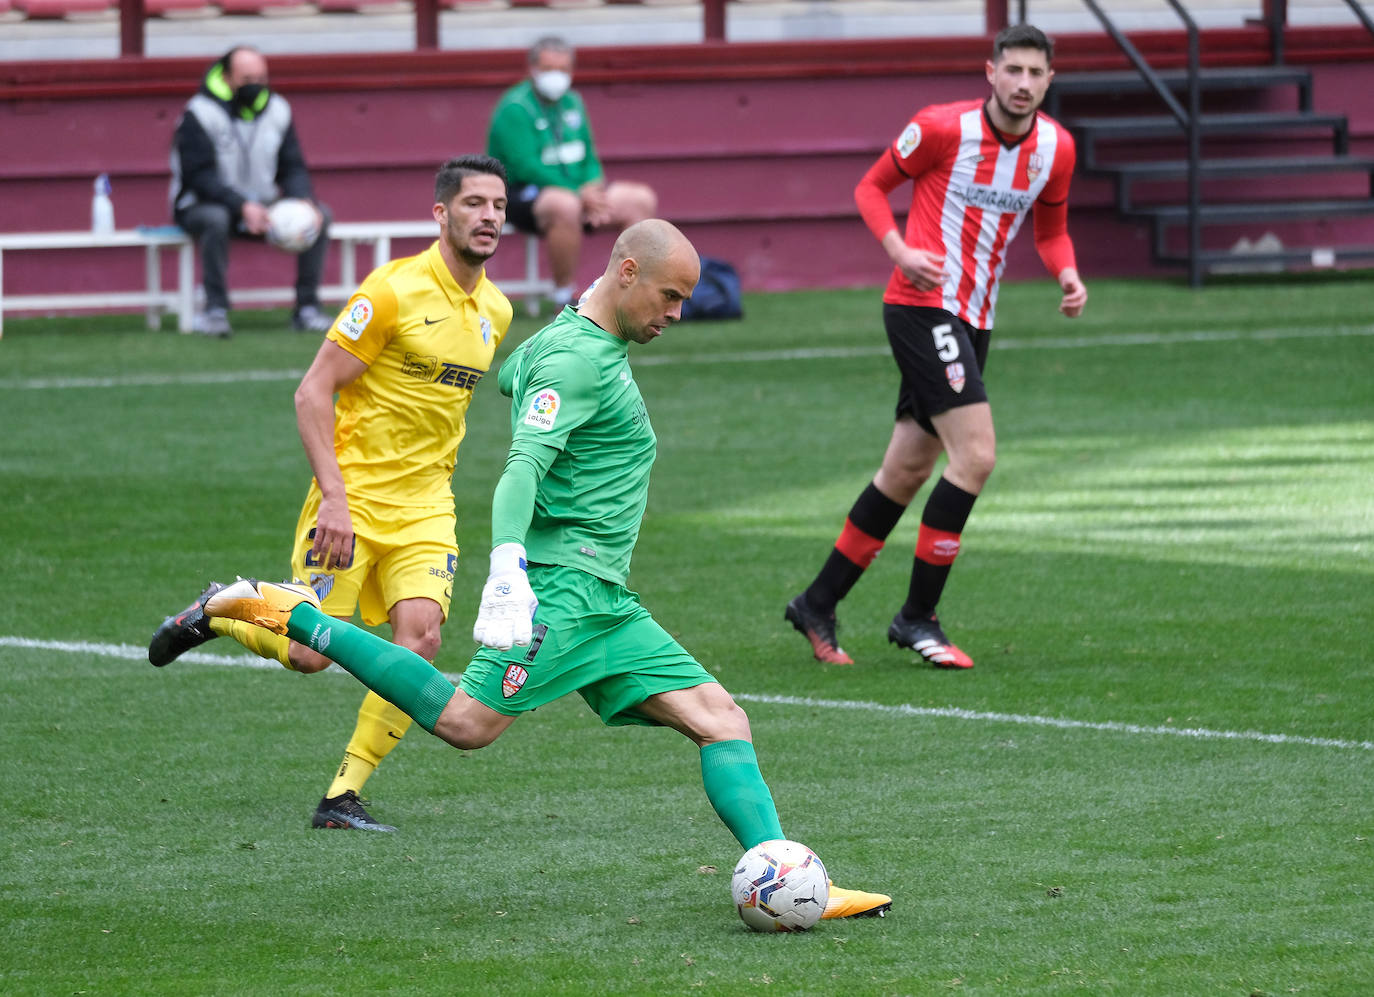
left=290, top=484, right=457, bottom=627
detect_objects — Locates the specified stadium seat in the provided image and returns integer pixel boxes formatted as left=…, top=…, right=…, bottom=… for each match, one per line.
left=316, top=0, right=405, bottom=11
left=143, top=0, right=217, bottom=15
left=14, top=0, right=113, bottom=17
left=216, top=0, right=309, bottom=13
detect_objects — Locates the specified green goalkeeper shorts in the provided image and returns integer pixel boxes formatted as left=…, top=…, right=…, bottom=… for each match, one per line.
left=460, top=564, right=717, bottom=726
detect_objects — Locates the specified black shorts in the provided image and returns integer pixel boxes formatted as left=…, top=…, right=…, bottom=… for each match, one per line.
left=505, top=182, right=542, bottom=234
left=883, top=304, right=991, bottom=436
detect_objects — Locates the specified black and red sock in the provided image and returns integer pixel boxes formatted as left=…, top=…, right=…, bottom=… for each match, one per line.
left=804, top=482, right=906, bottom=613
left=902, top=476, right=978, bottom=620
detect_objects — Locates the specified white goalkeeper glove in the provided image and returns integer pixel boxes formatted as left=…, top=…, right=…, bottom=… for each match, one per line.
left=473, top=542, right=538, bottom=650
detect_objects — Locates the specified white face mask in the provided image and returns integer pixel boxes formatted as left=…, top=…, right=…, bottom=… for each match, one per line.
left=532, top=69, right=571, bottom=102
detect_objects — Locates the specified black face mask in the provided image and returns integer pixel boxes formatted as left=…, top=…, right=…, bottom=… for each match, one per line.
left=232, top=83, right=267, bottom=111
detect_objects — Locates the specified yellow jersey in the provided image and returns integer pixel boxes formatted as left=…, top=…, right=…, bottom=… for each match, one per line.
left=325, top=240, right=513, bottom=514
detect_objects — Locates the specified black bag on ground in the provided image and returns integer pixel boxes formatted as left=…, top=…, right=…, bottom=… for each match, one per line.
left=680, top=257, right=743, bottom=321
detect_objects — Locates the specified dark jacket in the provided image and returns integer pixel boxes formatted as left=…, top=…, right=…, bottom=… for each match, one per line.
left=169, top=59, right=313, bottom=222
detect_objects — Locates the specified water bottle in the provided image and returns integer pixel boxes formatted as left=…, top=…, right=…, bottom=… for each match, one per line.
left=91, top=173, right=115, bottom=233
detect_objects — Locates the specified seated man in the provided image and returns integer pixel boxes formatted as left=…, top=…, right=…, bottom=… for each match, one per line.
left=170, top=45, right=333, bottom=337
left=486, top=35, right=658, bottom=309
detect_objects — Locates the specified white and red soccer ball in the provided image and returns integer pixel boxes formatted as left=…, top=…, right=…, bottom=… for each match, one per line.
left=732, top=839, right=829, bottom=932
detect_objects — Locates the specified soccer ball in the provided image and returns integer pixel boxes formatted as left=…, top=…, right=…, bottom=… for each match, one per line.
left=732, top=839, right=829, bottom=932
left=266, top=198, right=321, bottom=253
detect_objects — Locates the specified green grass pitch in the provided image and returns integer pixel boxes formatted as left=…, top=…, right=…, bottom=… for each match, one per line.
left=1, top=275, right=1371, bottom=995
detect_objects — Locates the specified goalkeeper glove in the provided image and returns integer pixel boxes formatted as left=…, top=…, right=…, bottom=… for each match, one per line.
left=473, top=542, right=538, bottom=650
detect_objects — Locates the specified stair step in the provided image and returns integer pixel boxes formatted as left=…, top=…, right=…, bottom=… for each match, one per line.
left=1156, top=245, right=1374, bottom=266
left=1094, top=154, right=1374, bottom=181
left=1049, top=65, right=1310, bottom=97
left=1129, top=198, right=1374, bottom=224
left=1047, top=66, right=1312, bottom=117
left=1066, top=111, right=1347, bottom=140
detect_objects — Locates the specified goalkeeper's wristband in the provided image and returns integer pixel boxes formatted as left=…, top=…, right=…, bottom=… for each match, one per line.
left=490, top=542, right=528, bottom=576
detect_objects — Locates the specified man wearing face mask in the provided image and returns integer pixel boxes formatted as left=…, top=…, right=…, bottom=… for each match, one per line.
left=170, top=46, right=333, bottom=337
left=487, top=36, right=658, bottom=311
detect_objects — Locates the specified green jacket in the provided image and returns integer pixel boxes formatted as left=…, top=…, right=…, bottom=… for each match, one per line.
left=486, top=80, right=605, bottom=191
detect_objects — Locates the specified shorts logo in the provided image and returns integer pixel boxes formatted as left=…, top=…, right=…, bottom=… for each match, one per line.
left=338, top=297, right=373, bottom=341
left=502, top=664, right=529, bottom=699
left=897, top=122, right=922, bottom=158
left=524, top=388, right=561, bottom=430
left=310, top=572, right=335, bottom=602
left=946, top=362, right=966, bottom=393
left=523, top=624, right=548, bottom=663
left=428, top=553, right=455, bottom=583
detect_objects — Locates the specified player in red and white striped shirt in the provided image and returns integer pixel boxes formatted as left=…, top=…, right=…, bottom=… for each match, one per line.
left=786, top=24, right=1088, bottom=669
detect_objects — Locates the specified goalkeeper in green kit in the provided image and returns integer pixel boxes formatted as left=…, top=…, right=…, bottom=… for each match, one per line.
left=194, top=219, right=890, bottom=921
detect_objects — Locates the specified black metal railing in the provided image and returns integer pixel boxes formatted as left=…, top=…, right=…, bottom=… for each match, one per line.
left=1074, top=0, right=1204, bottom=286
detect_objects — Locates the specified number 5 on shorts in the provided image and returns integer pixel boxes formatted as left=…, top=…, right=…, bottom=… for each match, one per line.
left=932, top=323, right=960, bottom=362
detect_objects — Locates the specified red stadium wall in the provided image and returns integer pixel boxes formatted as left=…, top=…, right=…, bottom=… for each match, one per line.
left=3, top=29, right=1374, bottom=310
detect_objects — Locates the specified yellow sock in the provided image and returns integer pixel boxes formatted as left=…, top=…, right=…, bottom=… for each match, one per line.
left=209, top=616, right=293, bottom=669
left=325, top=690, right=413, bottom=798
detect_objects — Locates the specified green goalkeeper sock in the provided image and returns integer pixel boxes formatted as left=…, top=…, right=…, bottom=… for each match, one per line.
left=699, top=739, right=785, bottom=850
left=286, top=602, right=455, bottom=734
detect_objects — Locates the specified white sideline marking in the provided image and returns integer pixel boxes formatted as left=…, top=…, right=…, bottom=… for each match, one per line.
left=5, top=635, right=1371, bottom=753
left=2, top=369, right=307, bottom=391
left=3, top=325, right=1371, bottom=390
left=734, top=693, right=1374, bottom=752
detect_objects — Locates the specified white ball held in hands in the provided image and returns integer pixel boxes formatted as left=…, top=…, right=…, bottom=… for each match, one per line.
left=266, top=198, right=322, bottom=253
left=473, top=542, right=538, bottom=650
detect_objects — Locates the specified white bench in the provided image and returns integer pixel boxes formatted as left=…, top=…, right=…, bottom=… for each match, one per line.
left=0, top=227, right=194, bottom=338
left=0, top=221, right=550, bottom=337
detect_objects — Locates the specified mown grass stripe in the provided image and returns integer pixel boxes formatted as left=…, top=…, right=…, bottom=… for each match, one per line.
left=8, top=635, right=1369, bottom=752
left=5, top=323, right=1371, bottom=390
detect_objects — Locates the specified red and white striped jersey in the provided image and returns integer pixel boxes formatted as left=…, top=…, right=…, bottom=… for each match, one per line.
left=860, top=99, right=1076, bottom=330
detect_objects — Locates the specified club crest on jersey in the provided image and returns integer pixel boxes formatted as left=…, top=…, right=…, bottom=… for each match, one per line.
left=339, top=297, right=373, bottom=341
left=524, top=388, right=561, bottom=430
left=1027, top=152, right=1045, bottom=182
left=479, top=316, right=493, bottom=344
left=897, top=122, right=922, bottom=158
left=946, top=362, right=966, bottom=393
left=502, top=664, right=529, bottom=699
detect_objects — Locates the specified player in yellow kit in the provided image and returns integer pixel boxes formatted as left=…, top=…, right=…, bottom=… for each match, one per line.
left=149, top=154, right=514, bottom=831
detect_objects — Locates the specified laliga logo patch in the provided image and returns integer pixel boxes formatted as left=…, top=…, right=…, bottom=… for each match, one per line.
left=1027, top=152, right=1045, bottom=183
left=897, top=122, right=922, bottom=158
left=946, top=362, right=966, bottom=393
left=524, top=388, right=561, bottom=430
left=338, top=297, right=373, bottom=341
left=479, top=316, right=493, bottom=344
left=502, top=664, right=529, bottom=699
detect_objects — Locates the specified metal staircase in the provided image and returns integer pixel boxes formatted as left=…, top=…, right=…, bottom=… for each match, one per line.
left=1046, top=0, right=1374, bottom=285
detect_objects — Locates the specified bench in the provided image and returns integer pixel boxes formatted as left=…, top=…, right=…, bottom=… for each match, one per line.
left=0, top=221, right=551, bottom=337
left=0, top=227, right=194, bottom=338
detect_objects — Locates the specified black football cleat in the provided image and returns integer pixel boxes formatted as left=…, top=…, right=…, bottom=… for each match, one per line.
left=312, top=791, right=397, bottom=832
left=148, top=582, right=227, bottom=667
left=887, top=611, right=973, bottom=669
left=784, top=593, right=855, bottom=665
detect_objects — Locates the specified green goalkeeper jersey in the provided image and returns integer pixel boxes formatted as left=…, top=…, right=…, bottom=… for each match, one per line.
left=492, top=306, right=655, bottom=586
